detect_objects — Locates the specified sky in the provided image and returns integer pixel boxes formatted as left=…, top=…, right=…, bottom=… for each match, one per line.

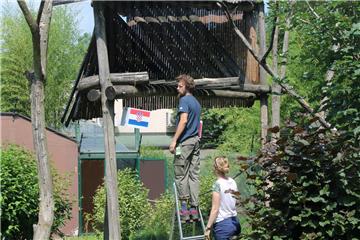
left=0, top=0, right=94, bottom=34
left=71, top=0, right=94, bottom=34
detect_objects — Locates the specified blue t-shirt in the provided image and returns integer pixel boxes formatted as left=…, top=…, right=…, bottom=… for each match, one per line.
left=176, top=95, right=201, bottom=143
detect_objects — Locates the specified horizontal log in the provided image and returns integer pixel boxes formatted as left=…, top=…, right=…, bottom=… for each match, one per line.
left=150, top=77, right=242, bottom=86
left=77, top=72, right=149, bottom=91
left=202, top=90, right=256, bottom=99
left=151, top=77, right=270, bottom=92
left=229, top=84, right=271, bottom=93
left=86, top=85, right=256, bottom=102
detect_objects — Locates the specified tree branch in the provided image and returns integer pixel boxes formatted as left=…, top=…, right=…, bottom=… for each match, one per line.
left=261, top=17, right=278, bottom=63
left=219, top=1, right=331, bottom=129
left=17, top=0, right=37, bottom=34
left=37, top=1, right=45, bottom=25
left=280, top=0, right=295, bottom=80
left=305, top=0, right=320, bottom=19
left=261, top=1, right=280, bottom=63
left=38, top=0, right=54, bottom=79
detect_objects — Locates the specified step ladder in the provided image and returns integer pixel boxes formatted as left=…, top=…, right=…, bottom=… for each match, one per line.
left=172, top=182, right=206, bottom=240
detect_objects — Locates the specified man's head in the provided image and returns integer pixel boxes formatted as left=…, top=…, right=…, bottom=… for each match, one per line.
left=176, top=74, right=195, bottom=97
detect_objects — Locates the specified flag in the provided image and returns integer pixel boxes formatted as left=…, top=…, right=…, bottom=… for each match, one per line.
left=122, top=107, right=151, bottom=128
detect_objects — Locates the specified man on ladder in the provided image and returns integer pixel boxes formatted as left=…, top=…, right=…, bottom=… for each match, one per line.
left=169, top=74, right=202, bottom=223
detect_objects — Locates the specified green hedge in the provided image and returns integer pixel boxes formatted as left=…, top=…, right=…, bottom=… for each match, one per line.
left=87, top=168, right=152, bottom=239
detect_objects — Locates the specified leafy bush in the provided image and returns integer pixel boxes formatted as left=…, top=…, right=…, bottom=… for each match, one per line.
left=0, top=145, right=72, bottom=239
left=130, top=193, right=174, bottom=240
left=243, top=118, right=360, bottom=239
left=88, top=168, right=152, bottom=239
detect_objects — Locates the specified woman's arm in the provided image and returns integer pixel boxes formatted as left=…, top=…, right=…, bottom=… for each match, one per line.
left=205, top=191, right=220, bottom=238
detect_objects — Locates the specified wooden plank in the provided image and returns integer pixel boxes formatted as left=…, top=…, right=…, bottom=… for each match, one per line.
left=77, top=72, right=149, bottom=91
left=93, top=2, right=121, bottom=240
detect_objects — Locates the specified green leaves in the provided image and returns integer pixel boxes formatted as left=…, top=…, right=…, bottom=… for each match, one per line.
left=243, top=112, right=360, bottom=239
left=0, top=4, right=89, bottom=129
left=0, top=145, right=72, bottom=240
left=88, top=169, right=152, bottom=239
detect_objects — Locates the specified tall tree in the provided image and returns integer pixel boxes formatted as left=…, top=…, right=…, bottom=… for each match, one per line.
left=1, top=2, right=89, bottom=129
left=16, top=1, right=54, bottom=239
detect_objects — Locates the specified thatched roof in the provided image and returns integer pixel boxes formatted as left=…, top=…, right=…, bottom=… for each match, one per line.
left=62, top=1, right=268, bottom=126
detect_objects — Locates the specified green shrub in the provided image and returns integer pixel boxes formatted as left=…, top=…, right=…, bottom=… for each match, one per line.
left=243, top=118, right=360, bottom=239
left=130, top=193, right=174, bottom=240
left=0, top=144, right=72, bottom=239
left=88, top=168, right=152, bottom=239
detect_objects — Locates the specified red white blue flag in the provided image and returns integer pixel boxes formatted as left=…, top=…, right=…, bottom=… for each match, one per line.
left=122, top=107, right=151, bottom=128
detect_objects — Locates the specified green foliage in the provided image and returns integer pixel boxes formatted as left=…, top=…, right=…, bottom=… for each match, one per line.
left=198, top=174, right=217, bottom=218
left=0, top=145, right=72, bottom=240
left=130, top=193, right=174, bottom=240
left=87, top=168, right=152, bottom=240
left=201, top=105, right=261, bottom=154
left=242, top=118, right=360, bottom=239
left=0, top=4, right=90, bottom=129
left=241, top=2, right=360, bottom=239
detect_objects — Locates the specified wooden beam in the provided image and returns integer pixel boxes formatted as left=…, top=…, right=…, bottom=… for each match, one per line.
left=88, top=86, right=256, bottom=102
left=205, top=90, right=256, bottom=99
left=229, top=84, right=270, bottom=93
left=152, top=77, right=270, bottom=92
left=271, top=1, right=281, bottom=140
left=77, top=72, right=149, bottom=91
left=258, top=2, right=269, bottom=145
left=93, top=2, right=121, bottom=240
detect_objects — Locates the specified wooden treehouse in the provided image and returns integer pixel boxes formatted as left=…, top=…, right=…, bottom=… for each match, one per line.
left=61, top=0, right=269, bottom=237
left=62, top=0, right=269, bottom=135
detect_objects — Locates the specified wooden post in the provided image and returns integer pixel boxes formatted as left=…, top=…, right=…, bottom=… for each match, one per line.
left=258, top=2, right=268, bottom=145
left=271, top=1, right=281, bottom=140
left=93, top=2, right=121, bottom=240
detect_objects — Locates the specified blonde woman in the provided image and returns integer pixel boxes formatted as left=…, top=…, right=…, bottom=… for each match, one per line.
left=205, top=156, right=241, bottom=240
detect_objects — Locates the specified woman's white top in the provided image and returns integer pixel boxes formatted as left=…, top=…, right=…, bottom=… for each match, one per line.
left=212, top=177, right=238, bottom=223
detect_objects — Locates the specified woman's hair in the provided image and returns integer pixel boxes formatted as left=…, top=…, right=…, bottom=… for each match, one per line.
left=213, top=156, right=230, bottom=175
left=176, top=74, right=195, bottom=93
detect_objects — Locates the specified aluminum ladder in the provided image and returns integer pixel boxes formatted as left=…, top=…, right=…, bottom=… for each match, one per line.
left=171, top=182, right=206, bottom=240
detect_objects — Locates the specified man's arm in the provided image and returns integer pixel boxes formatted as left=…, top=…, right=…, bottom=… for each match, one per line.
left=169, top=112, right=188, bottom=153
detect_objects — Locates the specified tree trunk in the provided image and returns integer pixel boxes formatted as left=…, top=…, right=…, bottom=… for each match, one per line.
left=17, top=1, right=54, bottom=239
